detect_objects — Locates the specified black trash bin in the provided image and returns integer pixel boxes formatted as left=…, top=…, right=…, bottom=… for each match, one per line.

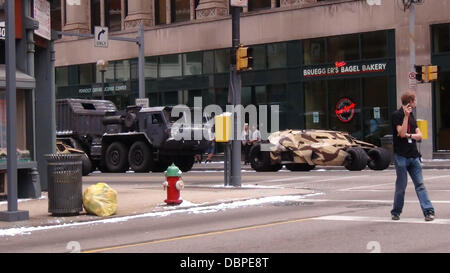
left=45, top=154, right=83, bottom=216
left=380, top=135, right=394, bottom=164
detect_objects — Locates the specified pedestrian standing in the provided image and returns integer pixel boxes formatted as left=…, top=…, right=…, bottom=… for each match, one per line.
left=391, top=91, right=435, bottom=221
left=241, top=123, right=251, bottom=165
left=250, top=125, right=262, bottom=145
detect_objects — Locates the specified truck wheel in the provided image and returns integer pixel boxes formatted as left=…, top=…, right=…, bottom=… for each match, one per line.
left=128, top=141, right=152, bottom=173
left=285, top=163, right=316, bottom=172
left=249, top=144, right=273, bottom=172
left=344, top=147, right=368, bottom=171
left=105, top=142, right=129, bottom=173
left=174, top=156, right=195, bottom=172
left=367, top=147, right=391, bottom=171
left=81, top=154, right=93, bottom=176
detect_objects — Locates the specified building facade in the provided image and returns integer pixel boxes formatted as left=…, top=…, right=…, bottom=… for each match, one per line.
left=53, top=0, right=450, bottom=159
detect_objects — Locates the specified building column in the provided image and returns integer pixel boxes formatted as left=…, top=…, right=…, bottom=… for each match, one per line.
left=62, top=0, right=91, bottom=34
left=124, top=0, right=153, bottom=30
left=195, top=0, right=228, bottom=20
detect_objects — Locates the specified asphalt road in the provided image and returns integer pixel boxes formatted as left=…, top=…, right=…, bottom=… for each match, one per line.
left=1, top=168, right=450, bottom=254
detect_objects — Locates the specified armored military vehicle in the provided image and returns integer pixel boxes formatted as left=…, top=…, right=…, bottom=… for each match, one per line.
left=56, top=99, right=212, bottom=174
left=249, top=130, right=391, bottom=172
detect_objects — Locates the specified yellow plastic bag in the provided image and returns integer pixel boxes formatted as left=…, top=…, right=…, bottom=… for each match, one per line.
left=83, top=183, right=118, bottom=217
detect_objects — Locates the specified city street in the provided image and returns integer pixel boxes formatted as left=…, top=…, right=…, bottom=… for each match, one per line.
left=1, top=168, right=450, bottom=253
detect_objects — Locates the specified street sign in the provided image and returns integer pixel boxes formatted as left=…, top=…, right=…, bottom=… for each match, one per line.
left=0, top=22, right=5, bottom=40
left=94, top=26, right=109, bottom=48
left=230, top=0, right=248, bottom=7
left=409, top=72, right=416, bottom=80
left=135, top=98, right=149, bottom=108
left=34, top=0, right=51, bottom=40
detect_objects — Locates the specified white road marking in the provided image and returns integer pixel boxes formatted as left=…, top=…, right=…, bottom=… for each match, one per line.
left=272, top=175, right=368, bottom=188
left=300, top=199, right=450, bottom=204
left=313, top=215, right=450, bottom=225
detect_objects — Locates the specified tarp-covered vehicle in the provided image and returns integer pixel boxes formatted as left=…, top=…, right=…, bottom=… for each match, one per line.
left=249, top=130, right=391, bottom=172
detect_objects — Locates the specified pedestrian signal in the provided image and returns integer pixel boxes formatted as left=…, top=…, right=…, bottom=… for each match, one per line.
left=236, top=45, right=253, bottom=72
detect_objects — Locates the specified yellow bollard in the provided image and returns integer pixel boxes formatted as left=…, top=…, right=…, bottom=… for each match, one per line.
left=417, top=119, right=428, bottom=140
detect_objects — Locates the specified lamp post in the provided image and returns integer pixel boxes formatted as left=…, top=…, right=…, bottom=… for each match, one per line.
left=96, top=60, right=109, bottom=100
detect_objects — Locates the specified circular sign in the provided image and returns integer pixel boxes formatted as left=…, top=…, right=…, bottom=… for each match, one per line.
left=409, top=72, right=416, bottom=80
left=335, top=98, right=356, bottom=123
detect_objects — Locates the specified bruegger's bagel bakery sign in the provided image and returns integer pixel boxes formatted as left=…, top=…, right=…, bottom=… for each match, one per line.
left=303, top=62, right=387, bottom=78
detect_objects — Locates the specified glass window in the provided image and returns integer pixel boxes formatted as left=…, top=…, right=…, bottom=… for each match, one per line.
left=203, top=51, right=214, bottom=75
left=303, top=38, right=326, bottom=65
left=51, top=0, right=62, bottom=31
left=115, top=60, right=131, bottom=82
left=155, top=0, right=168, bottom=25
left=215, top=49, right=230, bottom=74
left=164, top=91, right=179, bottom=106
left=79, top=64, right=94, bottom=85
left=362, top=77, right=389, bottom=146
left=171, top=0, right=190, bottom=23
left=255, top=86, right=267, bottom=104
left=145, top=56, right=158, bottom=79
left=248, top=0, right=271, bottom=11
left=56, top=67, right=69, bottom=87
left=433, top=24, right=450, bottom=53
left=327, top=34, right=360, bottom=63
left=96, top=62, right=115, bottom=83
left=68, top=66, right=80, bottom=85
left=159, top=54, right=182, bottom=78
left=362, top=31, right=387, bottom=59
left=91, top=0, right=101, bottom=33
left=106, top=0, right=122, bottom=32
left=267, top=43, right=287, bottom=69
left=305, top=81, right=327, bottom=129
left=183, top=52, right=203, bottom=76
left=252, top=45, right=266, bottom=70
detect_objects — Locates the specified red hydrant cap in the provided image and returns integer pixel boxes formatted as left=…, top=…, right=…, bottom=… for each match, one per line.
left=165, top=163, right=182, bottom=178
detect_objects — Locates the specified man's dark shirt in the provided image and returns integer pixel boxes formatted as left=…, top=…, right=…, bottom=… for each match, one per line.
left=392, top=108, right=420, bottom=158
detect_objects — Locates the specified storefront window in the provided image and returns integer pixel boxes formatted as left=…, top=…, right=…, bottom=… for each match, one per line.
left=267, top=43, right=287, bottom=69
left=80, top=64, right=95, bottom=85
left=171, top=0, right=190, bottom=23
left=252, top=45, right=267, bottom=70
left=362, top=31, right=387, bottom=59
left=327, top=34, right=360, bottom=63
left=159, top=54, right=182, bottom=78
left=362, top=77, right=389, bottom=146
left=115, top=60, right=131, bottom=82
left=215, top=49, right=230, bottom=74
left=183, top=52, right=203, bottom=76
left=56, top=67, right=69, bottom=87
left=435, top=71, right=450, bottom=151
left=303, top=38, right=326, bottom=65
left=305, top=81, right=328, bottom=129
left=248, top=0, right=271, bottom=11
left=432, top=24, right=450, bottom=54
left=145, top=56, right=158, bottom=79
left=164, top=91, right=179, bottom=106
left=96, top=62, right=115, bottom=83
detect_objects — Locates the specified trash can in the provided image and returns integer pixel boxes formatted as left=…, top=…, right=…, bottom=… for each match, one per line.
left=380, top=135, right=393, bottom=164
left=45, top=154, right=83, bottom=216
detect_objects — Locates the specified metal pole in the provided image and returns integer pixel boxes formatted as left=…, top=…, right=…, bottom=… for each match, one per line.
left=409, top=1, right=417, bottom=92
left=0, top=0, right=29, bottom=222
left=230, top=7, right=241, bottom=187
left=101, top=70, right=105, bottom=100
left=138, top=24, right=145, bottom=99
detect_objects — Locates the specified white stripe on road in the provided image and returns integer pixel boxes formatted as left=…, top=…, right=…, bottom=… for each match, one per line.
left=300, top=199, right=450, bottom=204
left=272, top=176, right=368, bottom=188
left=313, top=215, right=450, bottom=225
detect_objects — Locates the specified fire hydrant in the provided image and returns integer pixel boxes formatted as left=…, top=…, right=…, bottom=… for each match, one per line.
left=163, top=164, right=184, bottom=205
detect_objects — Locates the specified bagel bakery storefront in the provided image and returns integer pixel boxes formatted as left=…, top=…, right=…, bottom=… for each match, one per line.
left=301, top=30, right=397, bottom=147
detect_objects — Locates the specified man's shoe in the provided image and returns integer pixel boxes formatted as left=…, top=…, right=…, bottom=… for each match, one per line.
left=425, top=214, right=435, bottom=222
left=391, top=214, right=400, bottom=221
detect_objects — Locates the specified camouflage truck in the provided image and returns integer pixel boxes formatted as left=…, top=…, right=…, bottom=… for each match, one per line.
left=56, top=99, right=212, bottom=174
left=249, top=130, right=391, bottom=172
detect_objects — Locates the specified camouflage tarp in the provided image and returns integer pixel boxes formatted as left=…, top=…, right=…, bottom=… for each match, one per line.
left=267, top=130, right=377, bottom=166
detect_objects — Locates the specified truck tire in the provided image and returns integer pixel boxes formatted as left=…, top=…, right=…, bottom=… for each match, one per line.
left=105, top=142, right=129, bottom=173
left=285, top=163, right=316, bottom=172
left=174, top=156, right=195, bottom=172
left=367, top=147, right=391, bottom=171
left=344, top=147, right=368, bottom=171
left=128, top=141, right=153, bottom=173
left=249, top=144, right=273, bottom=172
left=81, top=154, right=93, bottom=176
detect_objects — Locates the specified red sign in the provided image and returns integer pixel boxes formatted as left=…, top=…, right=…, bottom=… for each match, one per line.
left=335, top=98, right=356, bottom=123
left=335, top=61, right=347, bottom=68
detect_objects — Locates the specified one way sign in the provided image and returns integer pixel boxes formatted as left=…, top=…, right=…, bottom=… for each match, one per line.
left=94, top=26, right=108, bottom=48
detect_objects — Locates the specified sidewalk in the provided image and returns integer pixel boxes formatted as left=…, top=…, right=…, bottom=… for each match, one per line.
left=0, top=177, right=315, bottom=232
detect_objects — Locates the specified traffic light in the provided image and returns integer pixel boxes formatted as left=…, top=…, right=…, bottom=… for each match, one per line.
left=415, top=65, right=425, bottom=83
left=236, top=45, right=253, bottom=72
left=427, top=65, right=439, bottom=82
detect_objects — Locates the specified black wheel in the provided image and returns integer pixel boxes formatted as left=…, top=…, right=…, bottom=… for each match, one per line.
left=270, top=164, right=283, bottom=172
left=285, top=163, right=316, bottom=172
left=174, top=156, right=195, bottom=173
left=81, top=154, right=93, bottom=176
left=104, top=142, right=129, bottom=173
left=367, top=147, right=391, bottom=171
left=344, top=147, right=368, bottom=171
left=249, top=144, right=273, bottom=172
left=128, top=141, right=153, bottom=173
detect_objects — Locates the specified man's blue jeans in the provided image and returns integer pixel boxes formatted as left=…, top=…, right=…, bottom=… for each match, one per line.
left=391, top=154, right=434, bottom=216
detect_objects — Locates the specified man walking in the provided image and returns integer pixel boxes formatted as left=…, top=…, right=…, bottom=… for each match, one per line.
left=391, top=91, right=435, bottom=221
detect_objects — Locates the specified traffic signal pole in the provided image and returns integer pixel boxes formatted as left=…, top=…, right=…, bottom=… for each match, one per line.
left=230, top=6, right=242, bottom=187
left=409, top=1, right=416, bottom=92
